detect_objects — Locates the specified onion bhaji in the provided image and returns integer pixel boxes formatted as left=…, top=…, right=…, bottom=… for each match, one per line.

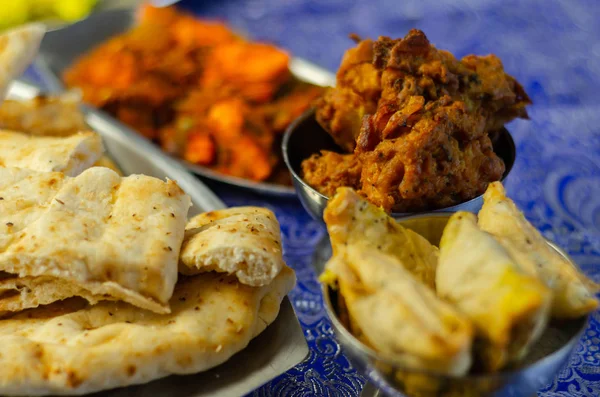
left=63, top=5, right=323, bottom=183
left=304, top=29, right=531, bottom=212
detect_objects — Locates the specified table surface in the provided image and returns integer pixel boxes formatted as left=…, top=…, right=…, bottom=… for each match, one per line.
left=38, top=0, right=600, bottom=395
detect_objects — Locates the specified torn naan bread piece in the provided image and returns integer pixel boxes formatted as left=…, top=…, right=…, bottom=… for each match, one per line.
left=180, top=207, right=284, bottom=287
left=0, top=274, right=105, bottom=316
left=324, top=187, right=438, bottom=288
left=0, top=23, right=45, bottom=101
left=0, top=130, right=104, bottom=176
left=93, top=156, right=123, bottom=175
left=0, top=266, right=295, bottom=395
left=0, top=92, right=87, bottom=137
left=437, top=212, right=552, bottom=371
left=0, top=166, right=191, bottom=314
left=478, top=182, right=598, bottom=318
left=322, top=245, right=473, bottom=375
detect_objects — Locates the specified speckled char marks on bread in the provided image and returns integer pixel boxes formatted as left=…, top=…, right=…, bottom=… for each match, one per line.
left=0, top=166, right=191, bottom=314
left=180, top=207, right=285, bottom=286
left=0, top=266, right=296, bottom=396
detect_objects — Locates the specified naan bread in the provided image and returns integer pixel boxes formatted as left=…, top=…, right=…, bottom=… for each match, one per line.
left=478, top=182, right=598, bottom=318
left=0, top=274, right=104, bottom=316
left=324, top=188, right=438, bottom=288
left=0, top=167, right=191, bottom=314
left=180, top=207, right=284, bottom=286
left=93, top=156, right=123, bottom=175
left=0, top=23, right=45, bottom=101
left=0, top=92, right=87, bottom=137
left=437, top=212, right=552, bottom=371
left=0, top=168, right=67, bottom=235
left=323, top=245, right=472, bottom=375
left=0, top=130, right=104, bottom=176
left=0, top=266, right=295, bottom=395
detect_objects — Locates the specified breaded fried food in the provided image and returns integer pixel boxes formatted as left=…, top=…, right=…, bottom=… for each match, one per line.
left=306, top=30, right=531, bottom=212
left=478, top=182, right=599, bottom=318
left=437, top=212, right=551, bottom=371
left=322, top=246, right=473, bottom=376
left=324, top=187, right=438, bottom=288
left=302, top=151, right=362, bottom=197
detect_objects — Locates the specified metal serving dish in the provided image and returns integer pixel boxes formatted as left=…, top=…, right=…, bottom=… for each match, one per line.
left=282, top=109, right=516, bottom=222
left=33, top=7, right=336, bottom=197
left=7, top=79, right=309, bottom=397
left=318, top=213, right=589, bottom=397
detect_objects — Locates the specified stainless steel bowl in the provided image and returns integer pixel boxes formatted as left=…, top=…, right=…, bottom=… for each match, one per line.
left=320, top=213, right=589, bottom=397
left=282, top=109, right=516, bottom=222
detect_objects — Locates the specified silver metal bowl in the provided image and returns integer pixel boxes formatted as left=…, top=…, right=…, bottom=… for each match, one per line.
left=319, top=213, right=589, bottom=397
left=282, top=109, right=516, bottom=222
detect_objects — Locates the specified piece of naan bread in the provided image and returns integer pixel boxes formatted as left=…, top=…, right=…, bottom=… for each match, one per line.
left=93, top=156, right=122, bottom=175
left=324, top=187, right=438, bottom=288
left=478, top=182, right=598, bottom=318
left=0, top=274, right=104, bottom=315
left=323, top=245, right=473, bottom=376
left=0, top=92, right=87, bottom=137
left=0, top=130, right=104, bottom=176
left=437, top=212, right=552, bottom=371
left=180, top=207, right=284, bottom=286
left=0, top=23, right=45, bottom=101
left=0, top=167, right=191, bottom=314
left=0, top=266, right=295, bottom=395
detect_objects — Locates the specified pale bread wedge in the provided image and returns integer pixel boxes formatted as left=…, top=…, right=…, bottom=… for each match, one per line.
left=180, top=207, right=284, bottom=286
left=0, top=130, right=104, bottom=176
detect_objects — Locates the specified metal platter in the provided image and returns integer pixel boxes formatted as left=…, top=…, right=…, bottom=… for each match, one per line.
left=33, top=7, right=336, bottom=197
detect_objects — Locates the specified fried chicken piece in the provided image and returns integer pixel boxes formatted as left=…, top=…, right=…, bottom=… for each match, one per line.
left=306, top=29, right=530, bottom=212
left=302, top=151, right=362, bottom=197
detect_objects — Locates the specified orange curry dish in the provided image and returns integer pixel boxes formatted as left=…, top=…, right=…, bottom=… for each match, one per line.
left=63, top=5, right=323, bottom=184
left=302, top=29, right=531, bottom=212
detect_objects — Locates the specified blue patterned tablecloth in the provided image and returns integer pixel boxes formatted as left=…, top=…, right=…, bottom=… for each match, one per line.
left=174, top=0, right=600, bottom=395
